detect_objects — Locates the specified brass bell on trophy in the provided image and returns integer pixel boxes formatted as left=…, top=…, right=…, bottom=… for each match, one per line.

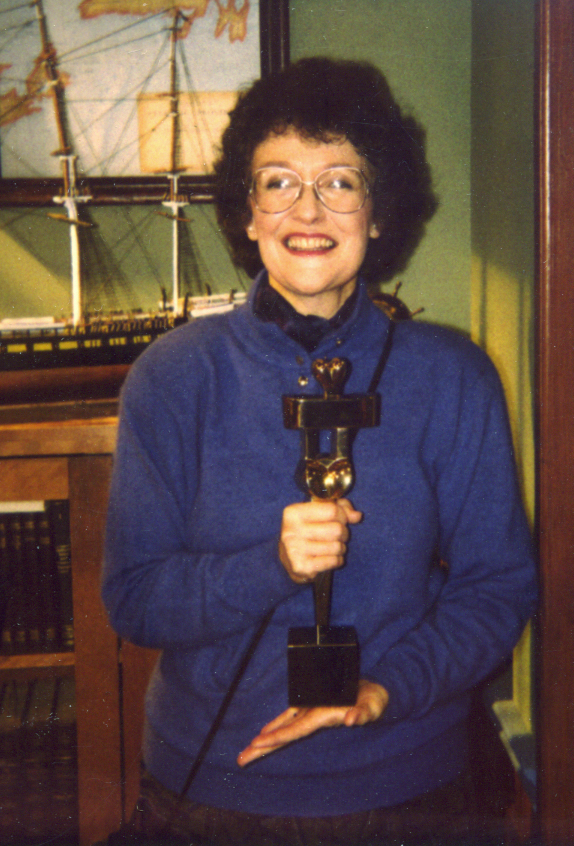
left=283, top=358, right=380, bottom=707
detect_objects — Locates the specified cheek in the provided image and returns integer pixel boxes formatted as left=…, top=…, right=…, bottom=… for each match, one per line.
left=341, top=218, right=374, bottom=256
left=246, top=208, right=282, bottom=244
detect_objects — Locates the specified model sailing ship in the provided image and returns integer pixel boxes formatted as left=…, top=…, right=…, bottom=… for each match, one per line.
left=0, top=0, right=253, bottom=401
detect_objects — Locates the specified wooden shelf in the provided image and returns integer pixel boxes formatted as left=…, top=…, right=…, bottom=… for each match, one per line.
left=0, top=651, right=75, bottom=679
left=0, top=399, right=117, bottom=458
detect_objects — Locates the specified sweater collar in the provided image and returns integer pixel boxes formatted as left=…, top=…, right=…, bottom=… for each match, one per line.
left=231, top=270, right=391, bottom=371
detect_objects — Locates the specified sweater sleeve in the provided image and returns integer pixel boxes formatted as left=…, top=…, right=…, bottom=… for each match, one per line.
left=372, top=360, right=537, bottom=722
left=101, top=355, right=300, bottom=650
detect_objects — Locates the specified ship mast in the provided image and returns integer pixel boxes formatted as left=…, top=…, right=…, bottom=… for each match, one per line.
left=162, top=9, right=189, bottom=317
left=34, top=0, right=90, bottom=327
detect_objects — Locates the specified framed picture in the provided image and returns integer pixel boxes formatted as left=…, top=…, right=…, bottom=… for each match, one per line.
left=0, top=0, right=289, bottom=205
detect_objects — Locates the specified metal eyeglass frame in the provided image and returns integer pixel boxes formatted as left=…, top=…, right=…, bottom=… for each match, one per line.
left=249, top=166, right=370, bottom=214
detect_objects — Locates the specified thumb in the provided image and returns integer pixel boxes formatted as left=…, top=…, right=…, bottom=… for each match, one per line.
left=338, top=499, right=363, bottom=524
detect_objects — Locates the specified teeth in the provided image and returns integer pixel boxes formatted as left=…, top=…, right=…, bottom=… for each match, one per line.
left=286, top=236, right=335, bottom=251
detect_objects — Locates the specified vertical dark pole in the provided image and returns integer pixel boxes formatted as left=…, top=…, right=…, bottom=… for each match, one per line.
left=259, top=0, right=290, bottom=77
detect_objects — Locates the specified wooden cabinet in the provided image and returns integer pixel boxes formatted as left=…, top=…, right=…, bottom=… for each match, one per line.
left=0, top=401, right=156, bottom=846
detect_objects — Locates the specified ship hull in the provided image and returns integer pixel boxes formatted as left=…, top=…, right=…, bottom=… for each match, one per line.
left=0, top=341, right=150, bottom=372
left=0, top=320, right=170, bottom=404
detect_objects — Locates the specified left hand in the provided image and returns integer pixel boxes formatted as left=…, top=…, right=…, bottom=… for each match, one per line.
left=237, top=680, right=389, bottom=767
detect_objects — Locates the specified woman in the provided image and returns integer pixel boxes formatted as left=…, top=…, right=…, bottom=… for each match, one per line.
left=103, top=58, right=537, bottom=844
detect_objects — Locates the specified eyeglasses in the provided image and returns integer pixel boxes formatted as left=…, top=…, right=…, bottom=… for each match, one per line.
left=250, top=166, right=370, bottom=214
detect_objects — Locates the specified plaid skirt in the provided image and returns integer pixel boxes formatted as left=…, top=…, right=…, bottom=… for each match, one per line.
left=117, top=766, right=503, bottom=846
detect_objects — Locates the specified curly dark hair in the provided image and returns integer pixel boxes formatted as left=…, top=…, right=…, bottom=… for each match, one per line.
left=213, top=57, right=437, bottom=283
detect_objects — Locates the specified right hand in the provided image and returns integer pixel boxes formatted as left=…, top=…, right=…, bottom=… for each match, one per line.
left=278, top=498, right=362, bottom=584
left=238, top=679, right=388, bottom=767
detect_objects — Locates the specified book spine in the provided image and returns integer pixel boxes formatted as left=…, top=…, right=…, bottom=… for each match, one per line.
left=35, top=511, right=59, bottom=653
left=47, top=501, right=74, bottom=652
left=8, top=515, right=27, bottom=655
left=22, top=513, right=42, bottom=653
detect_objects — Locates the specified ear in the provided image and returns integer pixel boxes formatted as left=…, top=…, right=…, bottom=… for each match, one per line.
left=369, top=221, right=381, bottom=239
left=245, top=218, right=258, bottom=241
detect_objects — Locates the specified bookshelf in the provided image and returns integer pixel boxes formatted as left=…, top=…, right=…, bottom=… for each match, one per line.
left=0, top=401, right=157, bottom=846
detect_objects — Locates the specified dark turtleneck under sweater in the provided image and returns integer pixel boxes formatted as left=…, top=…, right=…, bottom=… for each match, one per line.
left=253, top=275, right=358, bottom=352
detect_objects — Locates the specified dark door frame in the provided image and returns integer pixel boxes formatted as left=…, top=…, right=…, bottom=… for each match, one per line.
left=537, top=1, right=574, bottom=841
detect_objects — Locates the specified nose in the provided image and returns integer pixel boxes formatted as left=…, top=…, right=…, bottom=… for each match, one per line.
left=292, top=181, right=325, bottom=221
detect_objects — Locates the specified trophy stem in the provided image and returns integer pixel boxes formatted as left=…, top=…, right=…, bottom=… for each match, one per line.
left=314, top=570, right=333, bottom=637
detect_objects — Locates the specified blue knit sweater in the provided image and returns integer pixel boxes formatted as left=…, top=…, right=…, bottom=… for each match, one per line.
left=102, top=275, right=537, bottom=816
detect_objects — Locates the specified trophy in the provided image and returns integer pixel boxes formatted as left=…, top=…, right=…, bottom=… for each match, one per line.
left=283, top=359, right=379, bottom=707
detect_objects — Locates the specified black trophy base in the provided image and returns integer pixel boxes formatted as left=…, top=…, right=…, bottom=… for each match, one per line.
left=287, top=625, right=359, bottom=707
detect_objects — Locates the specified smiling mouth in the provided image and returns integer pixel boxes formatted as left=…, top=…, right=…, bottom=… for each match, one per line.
left=284, top=236, right=336, bottom=251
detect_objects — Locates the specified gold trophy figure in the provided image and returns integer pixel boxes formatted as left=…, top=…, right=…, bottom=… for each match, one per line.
left=283, top=359, right=379, bottom=707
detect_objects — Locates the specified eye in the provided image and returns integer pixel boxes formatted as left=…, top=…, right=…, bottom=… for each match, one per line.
left=258, top=169, right=299, bottom=191
left=267, top=176, right=292, bottom=190
left=330, top=177, right=354, bottom=191
left=319, top=169, right=362, bottom=192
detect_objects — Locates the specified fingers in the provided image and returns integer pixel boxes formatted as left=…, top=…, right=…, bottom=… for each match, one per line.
left=343, top=681, right=389, bottom=727
left=338, top=498, right=363, bottom=524
left=278, top=542, right=346, bottom=584
left=237, top=705, right=348, bottom=767
left=299, top=518, right=351, bottom=544
left=258, top=706, right=310, bottom=735
left=279, top=499, right=363, bottom=583
left=237, top=682, right=389, bottom=768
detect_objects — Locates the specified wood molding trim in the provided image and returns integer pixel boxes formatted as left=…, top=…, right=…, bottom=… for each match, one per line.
left=537, top=0, right=574, bottom=841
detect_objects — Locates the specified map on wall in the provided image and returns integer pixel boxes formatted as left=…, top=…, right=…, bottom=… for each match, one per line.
left=0, top=0, right=259, bottom=178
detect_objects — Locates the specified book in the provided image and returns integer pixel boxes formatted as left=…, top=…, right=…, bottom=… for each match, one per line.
left=47, top=501, right=74, bottom=651
left=1, top=503, right=75, bottom=656
left=23, top=512, right=42, bottom=653
left=1, top=506, right=55, bottom=656
left=36, top=509, right=60, bottom=654
left=7, top=514, right=27, bottom=654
